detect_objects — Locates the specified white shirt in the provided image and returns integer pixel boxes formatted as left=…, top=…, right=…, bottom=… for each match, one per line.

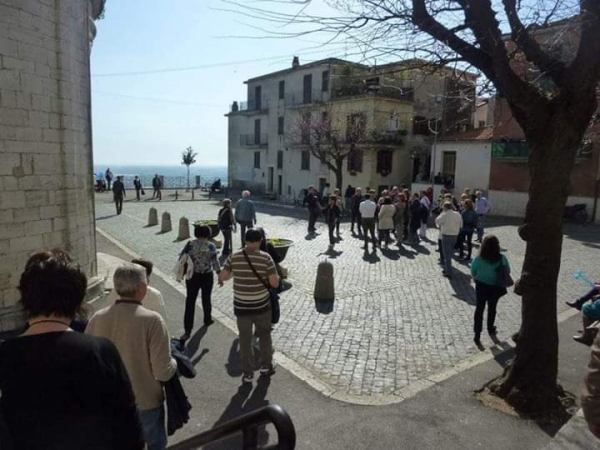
left=322, top=187, right=330, bottom=198
left=420, top=196, right=431, bottom=209
left=435, top=210, right=463, bottom=236
left=359, top=199, right=377, bottom=218
left=106, top=285, right=167, bottom=320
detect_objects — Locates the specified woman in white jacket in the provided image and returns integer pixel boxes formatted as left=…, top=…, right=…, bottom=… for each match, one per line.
left=378, top=196, right=396, bottom=248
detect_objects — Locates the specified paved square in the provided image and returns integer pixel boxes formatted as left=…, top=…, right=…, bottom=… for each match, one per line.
left=95, top=195, right=600, bottom=402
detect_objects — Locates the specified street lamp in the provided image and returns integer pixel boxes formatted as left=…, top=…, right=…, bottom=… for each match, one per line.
left=429, top=95, right=443, bottom=196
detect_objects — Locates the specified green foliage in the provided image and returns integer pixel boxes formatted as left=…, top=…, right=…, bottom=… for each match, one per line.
left=182, top=146, right=197, bottom=166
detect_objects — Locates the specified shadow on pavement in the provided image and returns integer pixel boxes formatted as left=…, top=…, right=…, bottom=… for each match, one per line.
left=225, top=339, right=260, bottom=378
left=362, top=249, right=381, bottom=264
left=205, top=377, right=272, bottom=449
left=448, top=271, right=476, bottom=305
left=96, top=214, right=117, bottom=220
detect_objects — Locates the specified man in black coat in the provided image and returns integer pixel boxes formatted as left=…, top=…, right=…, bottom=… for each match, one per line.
left=112, top=176, right=126, bottom=215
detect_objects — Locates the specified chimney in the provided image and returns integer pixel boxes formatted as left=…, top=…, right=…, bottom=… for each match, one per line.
left=292, top=56, right=299, bottom=69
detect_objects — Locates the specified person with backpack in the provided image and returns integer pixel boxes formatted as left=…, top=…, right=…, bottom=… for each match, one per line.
left=470, top=235, right=510, bottom=346
left=218, top=199, right=236, bottom=257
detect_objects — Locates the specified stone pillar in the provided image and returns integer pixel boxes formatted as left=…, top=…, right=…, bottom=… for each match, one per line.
left=147, top=207, right=158, bottom=226
left=177, top=217, right=190, bottom=240
left=0, top=0, right=107, bottom=331
left=161, top=212, right=172, bottom=233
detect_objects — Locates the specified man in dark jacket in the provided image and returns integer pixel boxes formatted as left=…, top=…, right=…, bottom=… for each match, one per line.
left=152, top=174, right=162, bottom=200
left=304, top=186, right=321, bottom=234
left=112, top=176, right=126, bottom=215
left=350, top=187, right=363, bottom=235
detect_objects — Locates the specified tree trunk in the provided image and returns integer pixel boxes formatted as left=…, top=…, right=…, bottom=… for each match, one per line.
left=493, top=112, right=585, bottom=413
left=186, top=165, right=190, bottom=192
left=333, top=159, right=343, bottom=191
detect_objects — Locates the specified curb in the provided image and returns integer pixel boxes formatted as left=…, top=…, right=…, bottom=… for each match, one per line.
left=96, top=226, right=580, bottom=406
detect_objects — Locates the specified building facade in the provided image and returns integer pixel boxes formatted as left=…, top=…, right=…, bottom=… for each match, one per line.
left=226, top=57, right=476, bottom=200
left=0, top=0, right=105, bottom=331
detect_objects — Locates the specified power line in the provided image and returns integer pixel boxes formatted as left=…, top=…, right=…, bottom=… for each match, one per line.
left=91, top=90, right=224, bottom=107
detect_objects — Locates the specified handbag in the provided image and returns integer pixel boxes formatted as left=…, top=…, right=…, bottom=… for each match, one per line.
left=496, top=259, right=514, bottom=288
left=141, top=189, right=145, bottom=195
left=242, top=250, right=280, bottom=324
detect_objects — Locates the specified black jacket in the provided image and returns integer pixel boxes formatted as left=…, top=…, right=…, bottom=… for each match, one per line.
left=164, top=375, right=192, bottom=436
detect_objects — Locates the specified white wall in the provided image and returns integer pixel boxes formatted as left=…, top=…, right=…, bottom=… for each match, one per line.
left=433, top=141, right=491, bottom=193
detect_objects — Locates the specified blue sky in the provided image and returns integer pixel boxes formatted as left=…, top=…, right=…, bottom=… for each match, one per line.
left=91, top=0, right=344, bottom=166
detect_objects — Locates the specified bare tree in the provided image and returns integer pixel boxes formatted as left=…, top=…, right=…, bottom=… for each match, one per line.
left=227, top=0, right=600, bottom=413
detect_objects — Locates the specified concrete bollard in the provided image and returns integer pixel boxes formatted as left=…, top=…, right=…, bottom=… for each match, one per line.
left=161, top=212, right=172, bottom=233
left=147, top=208, right=158, bottom=226
left=178, top=217, right=190, bottom=240
left=314, top=260, right=334, bottom=302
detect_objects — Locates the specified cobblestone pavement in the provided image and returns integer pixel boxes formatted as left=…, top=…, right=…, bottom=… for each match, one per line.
left=95, top=194, right=600, bottom=400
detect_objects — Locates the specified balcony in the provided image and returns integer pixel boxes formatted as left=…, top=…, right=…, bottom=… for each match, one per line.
left=240, top=133, right=268, bottom=147
left=332, top=84, right=414, bottom=102
left=229, top=98, right=269, bottom=113
left=284, top=90, right=328, bottom=107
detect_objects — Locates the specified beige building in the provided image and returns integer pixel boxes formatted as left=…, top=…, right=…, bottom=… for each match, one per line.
left=0, top=0, right=105, bottom=331
left=226, top=57, right=477, bottom=200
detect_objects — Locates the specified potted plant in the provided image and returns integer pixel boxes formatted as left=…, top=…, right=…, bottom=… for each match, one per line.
left=267, top=238, right=294, bottom=262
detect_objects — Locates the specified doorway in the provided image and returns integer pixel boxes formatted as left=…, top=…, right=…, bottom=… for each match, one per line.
left=268, top=167, right=274, bottom=192
left=277, top=175, right=282, bottom=195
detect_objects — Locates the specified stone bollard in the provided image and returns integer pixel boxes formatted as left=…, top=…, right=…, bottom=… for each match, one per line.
left=178, top=217, right=190, bottom=240
left=147, top=207, right=158, bottom=226
left=161, top=212, right=172, bottom=233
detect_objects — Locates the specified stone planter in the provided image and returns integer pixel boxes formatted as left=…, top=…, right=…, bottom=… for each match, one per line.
left=193, top=220, right=220, bottom=238
left=267, top=238, right=293, bottom=262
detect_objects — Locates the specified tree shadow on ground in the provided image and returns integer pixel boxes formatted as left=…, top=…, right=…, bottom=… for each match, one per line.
left=315, top=299, right=334, bottom=314
left=447, top=270, right=476, bottom=305
left=205, top=377, right=272, bottom=449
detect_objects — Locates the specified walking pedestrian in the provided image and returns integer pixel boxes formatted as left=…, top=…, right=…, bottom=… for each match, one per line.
left=0, top=250, right=145, bottom=450
left=234, top=190, right=257, bottom=247
left=112, top=175, right=126, bottom=215
left=393, top=193, right=407, bottom=245
left=359, top=193, right=377, bottom=251
left=435, top=202, right=463, bottom=277
left=350, top=187, right=363, bottom=235
left=408, top=193, right=422, bottom=244
left=325, top=195, right=341, bottom=248
left=378, top=196, right=395, bottom=248
left=179, top=225, right=221, bottom=340
left=332, top=189, right=342, bottom=236
left=152, top=174, right=162, bottom=200
left=134, top=175, right=142, bottom=201
left=105, top=167, right=113, bottom=191
left=304, top=186, right=322, bottom=234
left=218, top=199, right=236, bottom=256
left=218, top=229, right=279, bottom=383
left=419, top=191, right=431, bottom=239
left=87, top=264, right=177, bottom=450
left=475, top=191, right=492, bottom=242
left=458, top=199, right=478, bottom=260
left=470, top=235, right=510, bottom=345
left=344, top=184, right=355, bottom=211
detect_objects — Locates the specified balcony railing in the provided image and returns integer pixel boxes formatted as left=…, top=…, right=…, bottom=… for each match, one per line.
left=332, top=84, right=414, bottom=102
left=230, top=98, right=269, bottom=113
left=240, top=133, right=268, bottom=146
left=284, top=90, right=328, bottom=107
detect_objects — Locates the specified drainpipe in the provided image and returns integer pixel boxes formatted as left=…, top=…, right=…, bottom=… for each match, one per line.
left=593, top=147, right=600, bottom=222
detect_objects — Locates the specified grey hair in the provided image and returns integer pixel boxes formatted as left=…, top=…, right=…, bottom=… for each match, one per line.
left=242, top=190, right=251, bottom=198
left=114, top=263, right=147, bottom=298
left=443, top=201, right=453, bottom=210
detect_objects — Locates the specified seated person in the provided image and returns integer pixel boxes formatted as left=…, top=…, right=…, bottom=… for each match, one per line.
left=567, top=283, right=600, bottom=310
left=574, top=297, right=600, bottom=346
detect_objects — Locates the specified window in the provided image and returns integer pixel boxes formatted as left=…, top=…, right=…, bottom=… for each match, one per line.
left=277, top=150, right=283, bottom=169
left=376, top=150, right=393, bottom=174
left=442, top=151, right=456, bottom=177
left=321, top=70, right=329, bottom=91
left=478, top=120, right=486, bottom=128
left=346, top=113, right=366, bottom=143
left=492, top=141, right=529, bottom=158
left=254, top=85, right=262, bottom=110
left=278, top=116, right=284, bottom=135
left=347, top=148, right=363, bottom=172
left=279, top=80, right=285, bottom=100
left=301, top=150, right=310, bottom=170
left=254, top=151, right=260, bottom=169
left=301, top=112, right=311, bottom=144
left=303, top=74, right=312, bottom=104
left=254, top=119, right=261, bottom=145
left=413, top=116, right=430, bottom=135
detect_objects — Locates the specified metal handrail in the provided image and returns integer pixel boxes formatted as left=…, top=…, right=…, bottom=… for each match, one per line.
left=167, top=404, right=296, bottom=450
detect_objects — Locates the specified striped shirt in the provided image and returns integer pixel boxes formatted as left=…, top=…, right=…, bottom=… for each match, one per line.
left=225, top=249, right=276, bottom=316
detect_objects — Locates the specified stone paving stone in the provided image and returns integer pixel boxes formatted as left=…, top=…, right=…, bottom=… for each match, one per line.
left=95, top=195, right=600, bottom=398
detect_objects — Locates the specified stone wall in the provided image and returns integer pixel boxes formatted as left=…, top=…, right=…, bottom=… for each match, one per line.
left=0, top=0, right=103, bottom=330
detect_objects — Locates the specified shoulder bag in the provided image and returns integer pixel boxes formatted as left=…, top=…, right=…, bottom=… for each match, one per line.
left=242, top=250, right=280, bottom=324
left=496, top=258, right=514, bottom=288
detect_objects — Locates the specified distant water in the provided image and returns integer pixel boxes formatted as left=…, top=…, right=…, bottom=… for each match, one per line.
left=93, top=165, right=227, bottom=188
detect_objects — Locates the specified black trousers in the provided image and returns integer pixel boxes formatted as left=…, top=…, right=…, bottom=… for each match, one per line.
left=474, top=281, right=505, bottom=335
left=239, top=221, right=253, bottom=246
left=361, top=218, right=376, bottom=247
left=184, top=272, right=214, bottom=333
left=222, top=229, right=232, bottom=255
left=153, top=187, right=161, bottom=199
left=351, top=211, right=361, bottom=232
left=114, top=195, right=123, bottom=214
left=308, top=211, right=318, bottom=232
left=135, top=188, right=141, bottom=201
left=327, top=221, right=336, bottom=245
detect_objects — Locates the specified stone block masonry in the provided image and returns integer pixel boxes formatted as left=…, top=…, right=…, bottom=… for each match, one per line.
left=0, top=0, right=104, bottom=330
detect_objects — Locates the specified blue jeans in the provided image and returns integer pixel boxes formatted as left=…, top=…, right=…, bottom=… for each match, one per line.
left=476, top=214, right=485, bottom=241
left=441, top=235, right=458, bottom=274
left=139, top=406, right=167, bottom=450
